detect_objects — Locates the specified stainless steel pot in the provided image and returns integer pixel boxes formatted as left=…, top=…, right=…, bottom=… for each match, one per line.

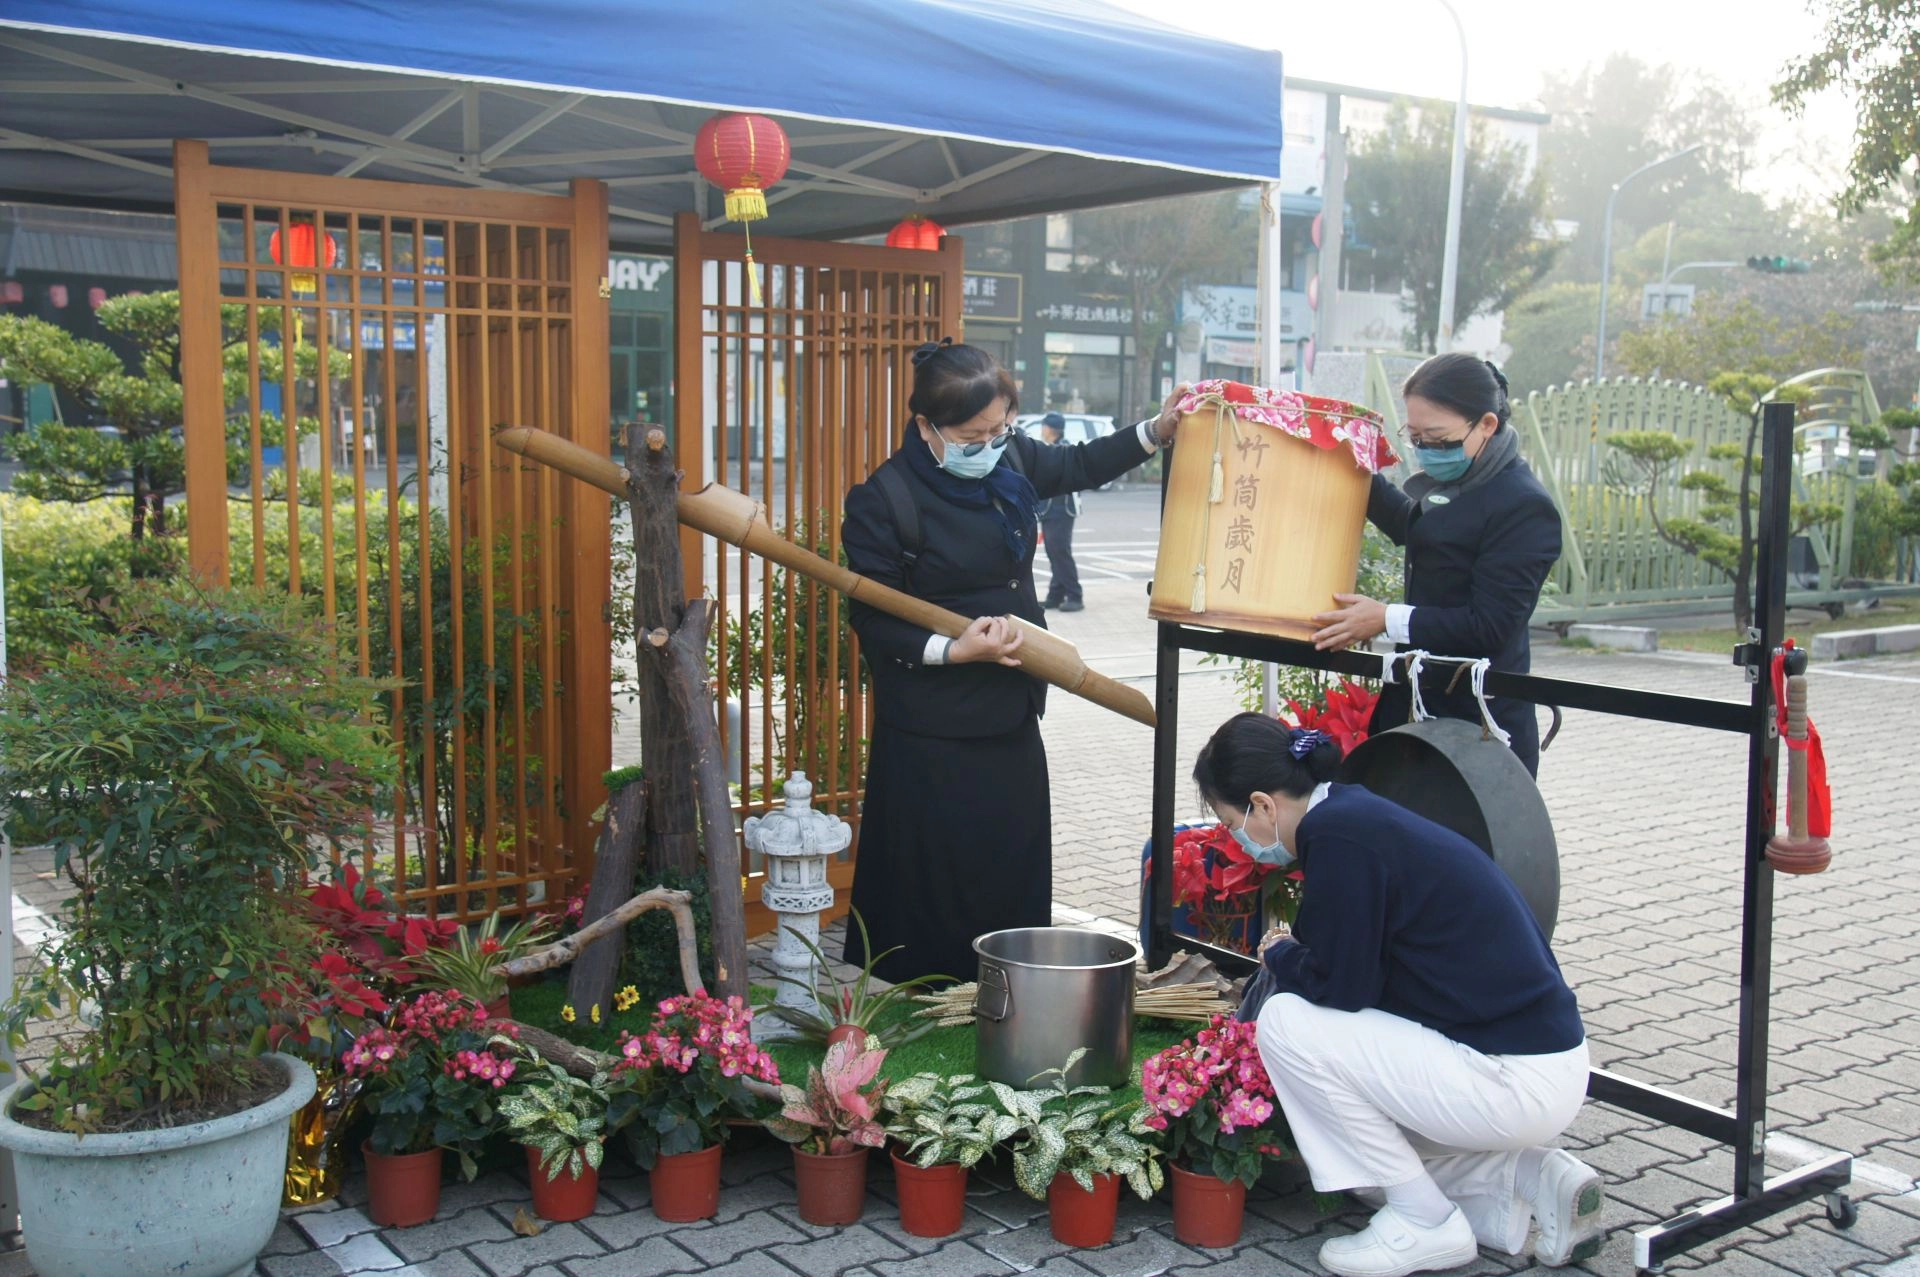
left=972, top=927, right=1138, bottom=1089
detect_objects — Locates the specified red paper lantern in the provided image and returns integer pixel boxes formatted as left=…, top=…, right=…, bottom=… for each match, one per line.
left=48, top=284, right=68, bottom=309
left=270, top=222, right=339, bottom=295
left=1, top=281, right=22, bottom=305
left=88, top=287, right=108, bottom=310
left=885, top=215, right=946, bottom=252
left=693, top=113, right=791, bottom=224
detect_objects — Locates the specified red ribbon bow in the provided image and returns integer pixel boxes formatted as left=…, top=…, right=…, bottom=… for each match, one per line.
left=1771, top=639, right=1831, bottom=838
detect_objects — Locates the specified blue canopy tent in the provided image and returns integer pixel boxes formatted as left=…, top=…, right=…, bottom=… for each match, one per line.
left=0, top=0, right=1282, bottom=246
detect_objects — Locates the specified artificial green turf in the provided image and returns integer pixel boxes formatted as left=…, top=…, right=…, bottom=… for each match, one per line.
left=510, top=978, right=1198, bottom=1095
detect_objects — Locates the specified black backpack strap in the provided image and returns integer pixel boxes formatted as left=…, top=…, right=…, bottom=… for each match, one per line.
left=871, top=464, right=923, bottom=589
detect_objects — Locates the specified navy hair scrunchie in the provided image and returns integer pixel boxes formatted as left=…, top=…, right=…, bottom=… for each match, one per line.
left=1287, top=728, right=1330, bottom=759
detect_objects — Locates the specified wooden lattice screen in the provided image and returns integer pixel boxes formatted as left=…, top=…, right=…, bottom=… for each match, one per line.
left=175, top=140, right=612, bottom=922
left=671, top=211, right=965, bottom=931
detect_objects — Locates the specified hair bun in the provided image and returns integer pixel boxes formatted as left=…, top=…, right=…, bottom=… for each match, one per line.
left=911, top=337, right=954, bottom=368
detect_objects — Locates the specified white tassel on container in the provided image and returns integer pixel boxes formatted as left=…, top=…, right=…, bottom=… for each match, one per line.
left=1190, top=563, right=1207, bottom=612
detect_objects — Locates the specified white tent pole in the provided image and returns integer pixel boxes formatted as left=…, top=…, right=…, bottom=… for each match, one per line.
left=1257, top=180, right=1284, bottom=717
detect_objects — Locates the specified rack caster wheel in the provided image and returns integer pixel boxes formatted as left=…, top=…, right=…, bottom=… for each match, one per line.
left=1825, top=1193, right=1858, bottom=1229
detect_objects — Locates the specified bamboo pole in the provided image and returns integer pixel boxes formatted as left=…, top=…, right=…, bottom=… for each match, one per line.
left=493, top=425, right=1157, bottom=728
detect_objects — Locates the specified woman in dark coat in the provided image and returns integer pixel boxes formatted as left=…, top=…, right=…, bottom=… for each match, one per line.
left=840, top=341, right=1179, bottom=983
left=1310, top=355, right=1562, bottom=775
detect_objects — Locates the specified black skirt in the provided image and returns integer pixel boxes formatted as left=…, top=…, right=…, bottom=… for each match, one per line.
left=844, top=716, right=1050, bottom=986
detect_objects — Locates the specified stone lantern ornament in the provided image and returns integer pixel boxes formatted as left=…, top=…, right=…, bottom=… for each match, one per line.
left=743, top=771, right=849, bottom=1042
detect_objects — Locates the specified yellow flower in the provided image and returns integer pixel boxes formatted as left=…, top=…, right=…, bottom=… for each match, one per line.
left=615, top=984, right=640, bottom=1012
left=560, top=1004, right=576, bottom=1023
left=590, top=1004, right=602, bottom=1024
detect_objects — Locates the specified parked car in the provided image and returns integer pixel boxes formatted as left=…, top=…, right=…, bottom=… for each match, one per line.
left=1015, top=412, right=1122, bottom=490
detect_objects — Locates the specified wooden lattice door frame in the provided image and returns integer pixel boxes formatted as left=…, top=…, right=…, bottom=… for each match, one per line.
left=174, top=139, right=612, bottom=921
left=671, top=211, right=965, bottom=932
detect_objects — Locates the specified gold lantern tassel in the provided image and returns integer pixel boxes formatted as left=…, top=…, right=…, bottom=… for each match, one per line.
left=743, top=223, right=763, bottom=307
left=1190, top=562, right=1207, bottom=612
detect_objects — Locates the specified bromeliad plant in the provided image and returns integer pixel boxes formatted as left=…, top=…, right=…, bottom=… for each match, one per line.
left=417, top=909, right=555, bottom=1007
left=765, top=1038, right=890, bottom=1156
left=342, top=988, right=520, bottom=1180
left=996, top=1050, right=1165, bottom=1201
left=881, top=1072, right=1006, bottom=1170
left=604, top=991, right=779, bottom=1167
left=1141, top=1015, right=1292, bottom=1189
left=498, top=1051, right=608, bottom=1182
left=763, top=907, right=946, bottom=1049
left=0, top=589, right=395, bottom=1133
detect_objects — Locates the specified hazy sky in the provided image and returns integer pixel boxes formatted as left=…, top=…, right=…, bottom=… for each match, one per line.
left=1108, top=0, right=1857, bottom=203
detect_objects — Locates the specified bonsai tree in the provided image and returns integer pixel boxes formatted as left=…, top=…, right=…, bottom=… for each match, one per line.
left=1603, top=374, right=1833, bottom=631
left=0, top=588, right=395, bottom=1132
left=0, top=292, right=346, bottom=551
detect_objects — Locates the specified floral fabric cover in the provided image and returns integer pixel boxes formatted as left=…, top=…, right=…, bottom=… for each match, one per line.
left=1174, top=378, right=1399, bottom=475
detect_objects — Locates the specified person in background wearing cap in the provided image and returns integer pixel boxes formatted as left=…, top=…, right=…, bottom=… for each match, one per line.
left=1194, top=712, right=1602, bottom=1277
left=1035, top=412, right=1086, bottom=613
left=1306, top=353, right=1561, bottom=775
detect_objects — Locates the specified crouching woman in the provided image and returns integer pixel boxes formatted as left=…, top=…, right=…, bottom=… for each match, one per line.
left=1193, top=712, right=1602, bottom=1277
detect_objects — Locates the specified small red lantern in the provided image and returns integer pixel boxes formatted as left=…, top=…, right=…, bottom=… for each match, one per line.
left=694, top=112, right=791, bottom=303
left=269, top=222, right=339, bottom=295
left=1, top=281, right=22, bottom=305
left=89, top=287, right=108, bottom=310
left=48, top=284, right=68, bottom=309
left=886, top=215, right=946, bottom=252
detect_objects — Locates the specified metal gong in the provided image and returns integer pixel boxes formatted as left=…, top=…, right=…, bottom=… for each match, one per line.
left=1336, top=717, right=1560, bottom=938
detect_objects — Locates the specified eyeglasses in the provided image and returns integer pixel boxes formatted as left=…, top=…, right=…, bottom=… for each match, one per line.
left=937, top=423, right=1013, bottom=456
left=1401, top=429, right=1473, bottom=450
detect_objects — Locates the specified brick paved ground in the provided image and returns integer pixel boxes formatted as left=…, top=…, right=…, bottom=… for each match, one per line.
left=7, top=573, right=1920, bottom=1275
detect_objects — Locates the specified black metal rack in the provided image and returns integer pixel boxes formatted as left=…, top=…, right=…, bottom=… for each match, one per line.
left=1145, top=403, right=1854, bottom=1272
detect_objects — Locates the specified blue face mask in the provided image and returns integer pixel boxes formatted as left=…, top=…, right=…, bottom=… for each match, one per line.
left=1413, top=442, right=1473, bottom=482
left=933, top=430, right=1009, bottom=480
left=1230, top=802, right=1295, bottom=867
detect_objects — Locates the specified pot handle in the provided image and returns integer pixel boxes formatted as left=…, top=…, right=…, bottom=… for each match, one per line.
left=973, top=961, right=1011, bottom=1022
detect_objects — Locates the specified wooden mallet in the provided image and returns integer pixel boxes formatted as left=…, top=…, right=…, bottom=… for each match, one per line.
left=1765, top=646, right=1831, bottom=874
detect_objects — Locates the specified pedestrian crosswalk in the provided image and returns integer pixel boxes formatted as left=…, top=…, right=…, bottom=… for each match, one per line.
left=1034, top=538, right=1159, bottom=585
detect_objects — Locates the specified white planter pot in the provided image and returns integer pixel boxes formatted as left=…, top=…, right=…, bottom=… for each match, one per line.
left=0, top=1052, right=316, bottom=1277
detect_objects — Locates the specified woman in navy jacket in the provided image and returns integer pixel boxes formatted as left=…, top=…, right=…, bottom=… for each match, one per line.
left=839, top=341, right=1179, bottom=984
left=1196, top=713, right=1601, bottom=1277
left=1309, top=355, right=1561, bottom=774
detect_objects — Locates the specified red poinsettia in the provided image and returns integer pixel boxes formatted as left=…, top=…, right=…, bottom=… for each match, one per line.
left=1283, top=679, right=1380, bottom=756
left=297, top=864, right=459, bottom=987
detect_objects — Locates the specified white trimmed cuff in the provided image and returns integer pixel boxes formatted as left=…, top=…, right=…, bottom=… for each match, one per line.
left=1385, top=603, right=1415, bottom=645
left=923, top=633, right=950, bottom=665
left=1135, top=418, right=1160, bottom=453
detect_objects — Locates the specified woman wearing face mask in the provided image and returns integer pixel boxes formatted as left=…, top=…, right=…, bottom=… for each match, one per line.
left=1195, top=713, right=1601, bottom=1277
left=1308, top=354, right=1561, bottom=775
left=838, top=340, right=1183, bottom=983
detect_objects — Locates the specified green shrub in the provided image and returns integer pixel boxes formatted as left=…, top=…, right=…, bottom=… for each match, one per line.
left=623, top=865, right=715, bottom=1006
left=0, top=495, right=183, bottom=671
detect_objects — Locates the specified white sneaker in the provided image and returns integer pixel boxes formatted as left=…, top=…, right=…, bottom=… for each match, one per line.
left=1319, top=1205, right=1479, bottom=1277
left=1532, top=1149, right=1605, bottom=1267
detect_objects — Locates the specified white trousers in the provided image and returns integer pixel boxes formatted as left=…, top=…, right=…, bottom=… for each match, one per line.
left=1256, top=993, right=1589, bottom=1256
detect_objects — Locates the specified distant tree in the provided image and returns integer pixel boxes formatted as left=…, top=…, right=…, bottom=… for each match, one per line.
left=1615, top=294, right=1859, bottom=385
left=1537, top=55, right=1759, bottom=283
left=1775, top=0, right=1920, bottom=284
left=1345, top=103, right=1556, bottom=353
left=1068, top=192, right=1253, bottom=421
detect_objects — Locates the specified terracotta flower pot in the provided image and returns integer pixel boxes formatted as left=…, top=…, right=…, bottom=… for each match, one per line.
left=891, top=1151, right=968, bottom=1238
left=1169, top=1163, right=1247, bottom=1248
left=823, top=1024, right=869, bottom=1050
left=1047, top=1170, right=1120, bottom=1247
left=794, top=1145, right=870, bottom=1226
left=651, top=1143, right=724, bottom=1222
left=362, top=1142, right=443, bottom=1228
left=484, top=993, right=513, bottom=1021
left=525, top=1145, right=600, bottom=1222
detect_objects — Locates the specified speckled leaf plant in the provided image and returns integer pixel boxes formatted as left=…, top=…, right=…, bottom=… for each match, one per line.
left=881, top=1072, right=1005, bottom=1169
left=994, top=1050, right=1165, bottom=1201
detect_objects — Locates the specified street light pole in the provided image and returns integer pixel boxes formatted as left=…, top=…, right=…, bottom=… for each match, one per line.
left=1435, top=0, right=1469, bottom=353
left=1595, top=143, right=1704, bottom=379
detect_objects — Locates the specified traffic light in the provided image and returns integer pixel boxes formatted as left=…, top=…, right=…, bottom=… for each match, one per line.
left=1747, top=255, right=1812, bottom=274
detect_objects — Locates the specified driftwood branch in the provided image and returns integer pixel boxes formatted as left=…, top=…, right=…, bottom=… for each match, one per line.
left=662, top=596, right=750, bottom=1001
left=496, top=886, right=703, bottom=998
left=567, top=776, right=648, bottom=1018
